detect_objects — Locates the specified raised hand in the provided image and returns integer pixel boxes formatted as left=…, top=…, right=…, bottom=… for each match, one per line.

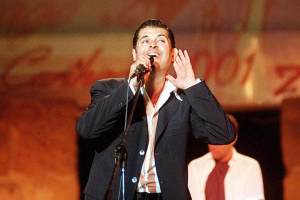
left=166, top=49, right=197, bottom=89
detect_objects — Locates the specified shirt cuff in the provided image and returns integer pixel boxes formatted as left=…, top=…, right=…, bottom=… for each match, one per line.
left=195, top=78, right=202, bottom=84
left=188, top=78, right=202, bottom=88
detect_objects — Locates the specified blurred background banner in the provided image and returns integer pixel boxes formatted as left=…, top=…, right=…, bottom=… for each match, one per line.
left=1, top=0, right=300, bottom=107
left=1, top=31, right=300, bottom=107
left=0, top=0, right=300, bottom=200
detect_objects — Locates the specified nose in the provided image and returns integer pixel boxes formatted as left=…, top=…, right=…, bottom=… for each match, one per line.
left=149, top=40, right=157, bottom=48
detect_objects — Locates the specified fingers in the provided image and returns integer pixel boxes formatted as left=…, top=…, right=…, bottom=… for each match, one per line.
left=130, top=54, right=151, bottom=73
left=174, top=49, right=190, bottom=67
left=183, top=50, right=191, bottom=63
left=170, top=48, right=196, bottom=89
left=173, top=49, right=191, bottom=74
left=178, top=49, right=186, bottom=65
left=139, top=54, right=151, bottom=67
left=175, top=50, right=184, bottom=66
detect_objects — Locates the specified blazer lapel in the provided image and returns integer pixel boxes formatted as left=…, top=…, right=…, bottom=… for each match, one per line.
left=155, top=94, right=179, bottom=143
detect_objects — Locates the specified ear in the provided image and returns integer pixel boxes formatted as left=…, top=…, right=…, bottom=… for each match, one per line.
left=171, top=48, right=177, bottom=62
left=132, top=49, right=137, bottom=61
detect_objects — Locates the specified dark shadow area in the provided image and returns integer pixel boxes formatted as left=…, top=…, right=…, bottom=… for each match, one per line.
left=232, top=109, right=285, bottom=200
left=78, top=137, right=95, bottom=200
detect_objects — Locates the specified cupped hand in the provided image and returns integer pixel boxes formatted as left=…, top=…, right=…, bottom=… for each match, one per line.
left=166, top=49, right=197, bottom=89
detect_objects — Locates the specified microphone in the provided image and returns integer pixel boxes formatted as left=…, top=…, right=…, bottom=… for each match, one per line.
left=149, top=55, right=155, bottom=65
left=130, top=55, right=156, bottom=80
left=129, top=64, right=149, bottom=80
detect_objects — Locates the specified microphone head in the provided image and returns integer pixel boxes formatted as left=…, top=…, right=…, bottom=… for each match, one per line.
left=149, top=55, right=156, bottom=65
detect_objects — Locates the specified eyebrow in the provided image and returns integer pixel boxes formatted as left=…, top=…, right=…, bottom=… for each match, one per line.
left=139, top=33, right=167, bottom=40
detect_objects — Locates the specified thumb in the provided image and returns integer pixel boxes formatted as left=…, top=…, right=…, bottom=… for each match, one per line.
left=166, top=74, right=176, bottom=85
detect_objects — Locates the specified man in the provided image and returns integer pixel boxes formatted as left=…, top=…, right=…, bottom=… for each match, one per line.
left=77, top=19, right=234, bottom=200
left=188, top=115, right=265, bottom=200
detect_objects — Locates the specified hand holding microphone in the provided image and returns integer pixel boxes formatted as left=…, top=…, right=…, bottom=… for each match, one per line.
left=129, top=64, right=150, bottom=80
left=129, top=55, right=156, bottom=81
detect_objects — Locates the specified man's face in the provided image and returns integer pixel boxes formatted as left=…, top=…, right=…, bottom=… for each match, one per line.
left=133, top=27, right=174, bottom=73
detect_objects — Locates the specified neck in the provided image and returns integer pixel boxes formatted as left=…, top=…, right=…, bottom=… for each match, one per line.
left=145, top=72, right=166, bottom=105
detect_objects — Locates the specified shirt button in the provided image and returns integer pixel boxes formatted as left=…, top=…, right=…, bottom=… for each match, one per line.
left=139, top=150, right=145, bottom=156
left=131, top=177, right=137, bottom=183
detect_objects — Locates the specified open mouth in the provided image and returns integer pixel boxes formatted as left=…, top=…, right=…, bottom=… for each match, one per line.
left=147, top=52, right=159, bottom=58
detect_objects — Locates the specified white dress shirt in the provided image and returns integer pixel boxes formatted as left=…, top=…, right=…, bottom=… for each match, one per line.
left=188, top=148, right=265, bottom=200
left=131, top=80, right=183, bottom=193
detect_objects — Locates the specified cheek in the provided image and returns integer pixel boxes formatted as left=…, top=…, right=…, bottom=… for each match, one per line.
left=161, top=50, right=172, bottom=61
left=135, top=49, right=147, bottom=58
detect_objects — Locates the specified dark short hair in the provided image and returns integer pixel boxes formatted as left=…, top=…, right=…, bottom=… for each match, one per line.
left=132, top=19, right=175, bottom=49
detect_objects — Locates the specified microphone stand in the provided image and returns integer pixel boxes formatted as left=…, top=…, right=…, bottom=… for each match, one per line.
left=104, top=73, right=145, bottom=200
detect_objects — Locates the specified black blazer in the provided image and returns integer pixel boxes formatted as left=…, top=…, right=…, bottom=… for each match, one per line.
left=76, top=78, right=234, bottom=200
